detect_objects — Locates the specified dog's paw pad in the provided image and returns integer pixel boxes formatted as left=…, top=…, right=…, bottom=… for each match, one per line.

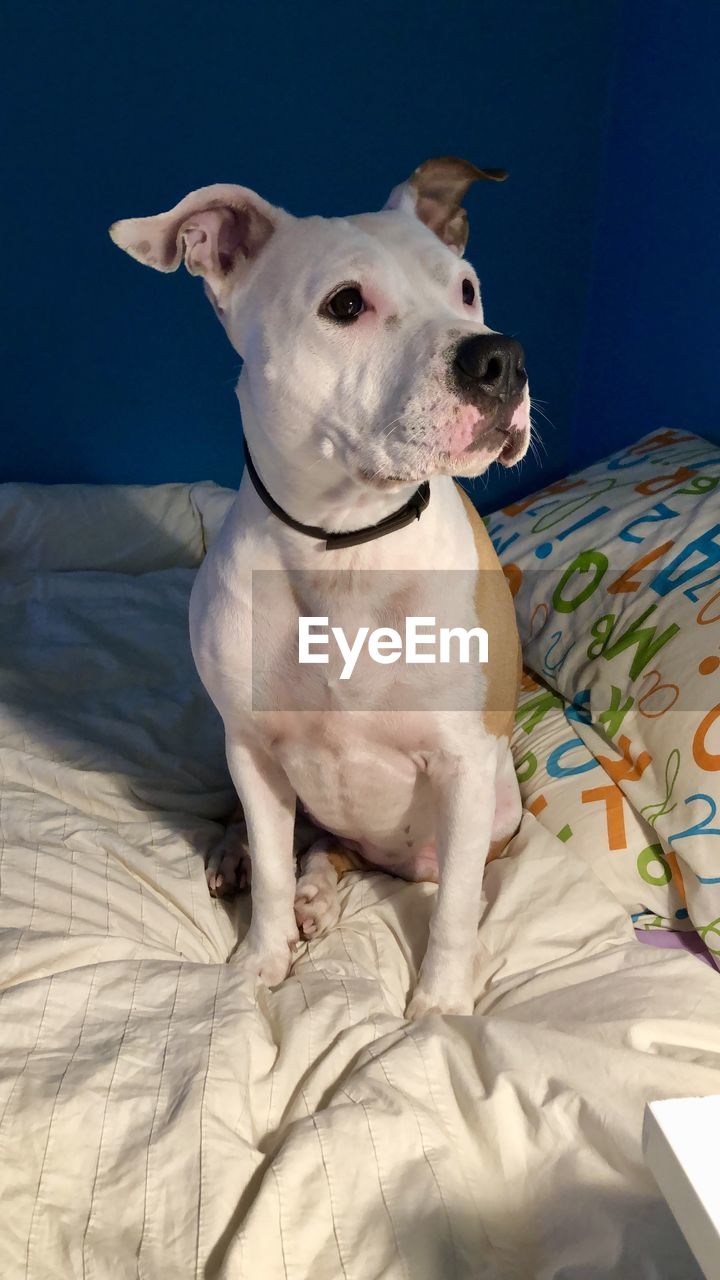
left=294, top=873, right=341, bottom=940
left=207, top=870, right=224, bottom=896
left=205, top=827, right=251, bottom=900
left=233, top=934, right=297, bottom=987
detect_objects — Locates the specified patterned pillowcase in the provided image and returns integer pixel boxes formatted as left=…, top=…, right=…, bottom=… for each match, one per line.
left=495, top=428, right=720, bottom=959
left=512, top=674, right=689, bottom=930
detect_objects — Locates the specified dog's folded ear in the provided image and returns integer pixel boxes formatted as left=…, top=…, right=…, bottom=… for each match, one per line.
left=384, top=157, right=507, bottom=256
left=109, top=184, right=288, bottom=311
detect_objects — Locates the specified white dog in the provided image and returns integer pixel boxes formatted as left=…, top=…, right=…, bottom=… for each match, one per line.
left=110, top=157, right=531, bottom=1018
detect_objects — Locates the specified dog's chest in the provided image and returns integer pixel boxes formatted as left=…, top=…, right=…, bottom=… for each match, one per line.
left=266, top=713, right=437, bottom=847
left=251, top=565, right=489, bottom=717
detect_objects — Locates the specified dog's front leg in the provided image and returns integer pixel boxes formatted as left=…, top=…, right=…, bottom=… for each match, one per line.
left=406, top=744, right=497, bottom=1020
left=226, top=739, right=299, bottom=988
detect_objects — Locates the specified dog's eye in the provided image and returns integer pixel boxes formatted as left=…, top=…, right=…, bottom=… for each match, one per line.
left=462, top=278, right=476, bottom=306
left=323, top=285, right=366, bottom=324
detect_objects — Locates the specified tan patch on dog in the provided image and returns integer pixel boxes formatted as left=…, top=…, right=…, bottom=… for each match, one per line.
left=487, top=834, right=511, bottom=864
left=456, top=487, right=523, bottom=861
left=326, top=849, right=362, bottom=879
left=455, top=483, right=520, bottom=743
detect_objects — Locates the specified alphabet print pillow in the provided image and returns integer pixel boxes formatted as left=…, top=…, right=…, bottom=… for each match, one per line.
left=495, top=429, right=720, bottom=960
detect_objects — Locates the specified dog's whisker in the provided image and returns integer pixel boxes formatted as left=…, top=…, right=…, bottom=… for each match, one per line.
left=527, top=430, right=544, bottom=464
left=529, top=400, right=556, bottom=431
left=527, top=424, right=543, bottom=455
left=528, top=424, right=549, bottom=459
left=376, top=415, right=404, bottom=445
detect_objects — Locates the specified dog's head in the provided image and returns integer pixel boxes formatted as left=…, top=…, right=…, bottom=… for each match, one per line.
left=110, top=157, right=531, bottom=492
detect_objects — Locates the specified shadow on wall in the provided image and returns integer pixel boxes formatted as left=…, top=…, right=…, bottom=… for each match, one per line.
left=1, top=0, right=620, bottom=512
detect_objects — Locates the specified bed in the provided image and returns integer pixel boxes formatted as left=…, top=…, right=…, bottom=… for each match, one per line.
left=1, top=433, right=719, bottom=1279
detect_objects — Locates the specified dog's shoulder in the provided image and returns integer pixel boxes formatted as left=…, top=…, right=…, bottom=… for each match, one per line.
left=452, top=481, right=502, bottom=572
left=453, top=480, right=520, bottom=739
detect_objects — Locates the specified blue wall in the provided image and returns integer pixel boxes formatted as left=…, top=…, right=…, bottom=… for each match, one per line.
left=573, top=0, right=720, bottom=470
left=2, top=0, right=619, bottom=511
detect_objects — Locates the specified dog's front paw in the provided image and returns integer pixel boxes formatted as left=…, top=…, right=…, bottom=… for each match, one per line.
left=294, top=869, right=341, bottom=939
left=232, top=929, right=298, bottom=988
left=405, top=983, right=475, bottom=1021
left=206, top=824, right=251, bottom=899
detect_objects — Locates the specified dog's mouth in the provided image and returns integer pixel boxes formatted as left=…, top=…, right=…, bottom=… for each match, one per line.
left=495, top=422, right=530, bottom=467
left=356, top=435, right=525, bottom=488
left=353, top=399, right=527, bottom=488
left=444, top=396, right=531, bottom=473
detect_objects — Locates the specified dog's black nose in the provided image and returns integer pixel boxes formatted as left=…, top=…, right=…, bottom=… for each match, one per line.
left=454, top=334, right=527, bottom=401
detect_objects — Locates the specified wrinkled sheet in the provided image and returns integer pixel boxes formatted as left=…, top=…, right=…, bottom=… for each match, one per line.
left=1, top=482, right=719, bottom=1280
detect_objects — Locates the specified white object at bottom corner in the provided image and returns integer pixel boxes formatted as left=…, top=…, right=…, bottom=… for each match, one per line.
left=643, top=1096, right=720, bottom=1280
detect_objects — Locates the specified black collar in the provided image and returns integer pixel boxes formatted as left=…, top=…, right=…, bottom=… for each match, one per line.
left=242, top=440, right=431, bottom=550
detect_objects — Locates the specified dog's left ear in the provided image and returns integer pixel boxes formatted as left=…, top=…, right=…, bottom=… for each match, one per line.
left=109, top=183, right=289, bottom=312
left=384, top=157, right=507, bottom=256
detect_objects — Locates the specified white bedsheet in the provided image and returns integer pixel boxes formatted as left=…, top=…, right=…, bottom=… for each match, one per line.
left=1, top=481, right=719, bottom=1279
